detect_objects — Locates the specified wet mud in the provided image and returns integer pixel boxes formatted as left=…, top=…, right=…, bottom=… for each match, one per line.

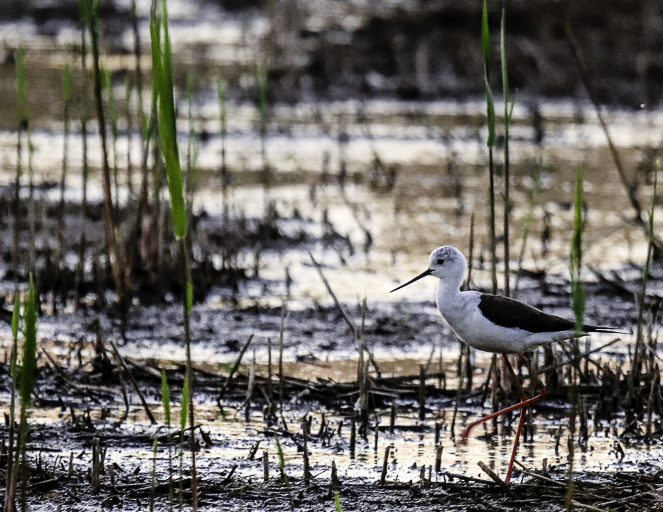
left=1, top=259, right=662, bottom=510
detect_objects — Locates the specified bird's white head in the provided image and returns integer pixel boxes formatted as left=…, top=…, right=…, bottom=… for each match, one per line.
left=391, top=245, right=467, bottom=293
left=427, top=245, right=467, bottom=283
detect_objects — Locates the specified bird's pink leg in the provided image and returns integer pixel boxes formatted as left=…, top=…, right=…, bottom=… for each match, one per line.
left=458, top=354, right=549, bottom=485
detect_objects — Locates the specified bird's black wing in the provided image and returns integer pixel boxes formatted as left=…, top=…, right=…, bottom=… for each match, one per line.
left=477, top=294, right=577, bottom=333
left=477, top=294, right=623, bottom=334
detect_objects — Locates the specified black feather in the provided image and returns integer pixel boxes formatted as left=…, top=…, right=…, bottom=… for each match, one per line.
left=477, top=294, right=621, bottom=334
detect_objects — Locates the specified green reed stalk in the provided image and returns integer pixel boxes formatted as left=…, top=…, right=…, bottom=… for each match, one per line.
left=633, top=161, right=658, bottom=379
left=185, top=74, right=200, bottom=213
left=84, top=0, right=129, bottom=321
left=4, top=295, right=20, bottom=512
left=217, top=79, right=228, bottom=185
left=104, top=69, right=120, bottom=219
left=566, top=169, right=585, bottom=510
left=58, top=64, right=72, bottom=268
left=15, top=276, right=38, bottom=512
left=257, top=62, right=270, bottom=184
left=150, top=0, right=196, bottom=507
left=14, top=48, right=36, bottom=278
left=274, top=435, right=288, bottom=483
left=186, top=74, right=194, bottom=179
left=161, top=369, right=174, bottom=506
left=13, top=47, right=27, bottom=291
left=28, top=128, right=35, bottom=280
left=569, top=169, right=585, bottom=338
left=126, top=75, right=135, bottom=199
left=334, top=492, right=343, bottom=512
left=500, top=6, right=512, bottom=297
left=131, top=0, right=145, bottom=166
left=76, top=0, right=90, bottom=306
left=162, top=369, right=172, bottom=428
left=482, top=1, right=497, bottom=295
left=514, top=166, right=542, bottom=297
left=18, top=51, right=36, bottom=279
left=178, top=375, right=189, bottom=510
left=129, top=0, right=151, bottom=277
left=150, top=437, right=158, bottom=512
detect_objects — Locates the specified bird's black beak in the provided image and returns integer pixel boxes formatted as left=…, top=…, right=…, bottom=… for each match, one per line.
left=390, top=269, right=433, bottom=293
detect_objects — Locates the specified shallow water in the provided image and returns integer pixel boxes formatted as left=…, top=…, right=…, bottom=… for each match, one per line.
left=1, top=2, right=662, bottom=309
left=8, top=382, right=661, bottom=491
left=0, top=3, right=661, bottom=506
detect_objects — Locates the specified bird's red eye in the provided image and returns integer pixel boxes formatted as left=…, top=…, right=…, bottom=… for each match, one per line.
left=437, top=258, right=444, bottom=264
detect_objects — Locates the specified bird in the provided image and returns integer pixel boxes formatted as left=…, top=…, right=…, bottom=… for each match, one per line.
left=390, top=245, right=619, bottom=484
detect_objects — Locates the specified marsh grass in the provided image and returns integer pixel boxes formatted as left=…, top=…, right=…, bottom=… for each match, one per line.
left=633, top=161, right=659, bottom=379
left=274, top=435, right=288, bottom=483
left=3, top=295, right=20, bottom=512
left=161, top=369, right=174, bottom=506
left=569, top=169, right=586, bottom=338
left=513, top=166, right=542, bottom=298
left=84, top=0, right=128, bottom=321
left=125, top=76, right=135, bottom=198
left=256, top=62, right=271, bottom=186
left=150, top=437, right=158, bottom=512
left=57, top=64, right=72, bottom=269
left=13, top=46, right=27, bottom=289
left=481, top=1, right=497, bottom=295
left=10, top=275, right=38, bottom=512
left=151, top=0, right=197, bottom=505
left=557, top=4, right=661, bottom=254
left=185, top=74, right=201, bottom=213
left=500, top=7, right=514, bottom=297
left=334, top=491, right=343, bottom=512
left=75, top=0, right=90, bottom=305
left=566, top=168, right=585, bottom=510
left=178, top=375, right=189, bottom=509
left=103, top=68, right=121, bottom=219
left=217, top=78, right=228, bottom=187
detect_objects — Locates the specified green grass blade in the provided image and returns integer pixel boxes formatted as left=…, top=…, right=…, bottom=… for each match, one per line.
left=20, top=275, right=38, bottom=408
left=103, top=69, right=119, bottom=140
left=481, top=1, right=490, bottom=79
left=77, top=0, right=89, bottom=25
left=570, top=169, right=586, bottom=333
left=150, top=0, right=187, bottom=240
left=334, top=491, right=343, bottom=512
left=485, top=85, right=495, bottom=148
left=180, top=375, right=189, bottom=432
left=11, top=293, right=19, bottom=341
left=161, top=369, right=171, bottom=427
left=186, top=281, right=193, bottom=313
left=217, top=78, right=226, bottom=139
left=274, top=435, right=288, bottom=482
left=257, top=63, right=268, bottom=125
left=16, top=46, right=27, bottom=126
left=500, top=8, right=509, bottom=108
left=63, top=64, right=72, bottom=101
left=648, top=161, right=658, bottom=238
left=481, top=1, right=495, bottom=148
left=11, top=293, right=20, bottom=380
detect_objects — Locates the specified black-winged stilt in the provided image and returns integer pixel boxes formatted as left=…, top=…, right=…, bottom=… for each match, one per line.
left=391, top=245, right=619, bottom=483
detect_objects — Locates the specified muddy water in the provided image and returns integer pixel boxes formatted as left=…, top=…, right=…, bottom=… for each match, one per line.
left=0, top=97, right=660, bottom=309
left=0, top=3, right=661, bottom=309
left=0, top=2, right=662, bottom=506
left=5, top=378, right=660, bottom=493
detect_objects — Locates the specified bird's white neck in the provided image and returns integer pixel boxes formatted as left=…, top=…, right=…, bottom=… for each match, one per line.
left=436, top=279, right=463, bottom=307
